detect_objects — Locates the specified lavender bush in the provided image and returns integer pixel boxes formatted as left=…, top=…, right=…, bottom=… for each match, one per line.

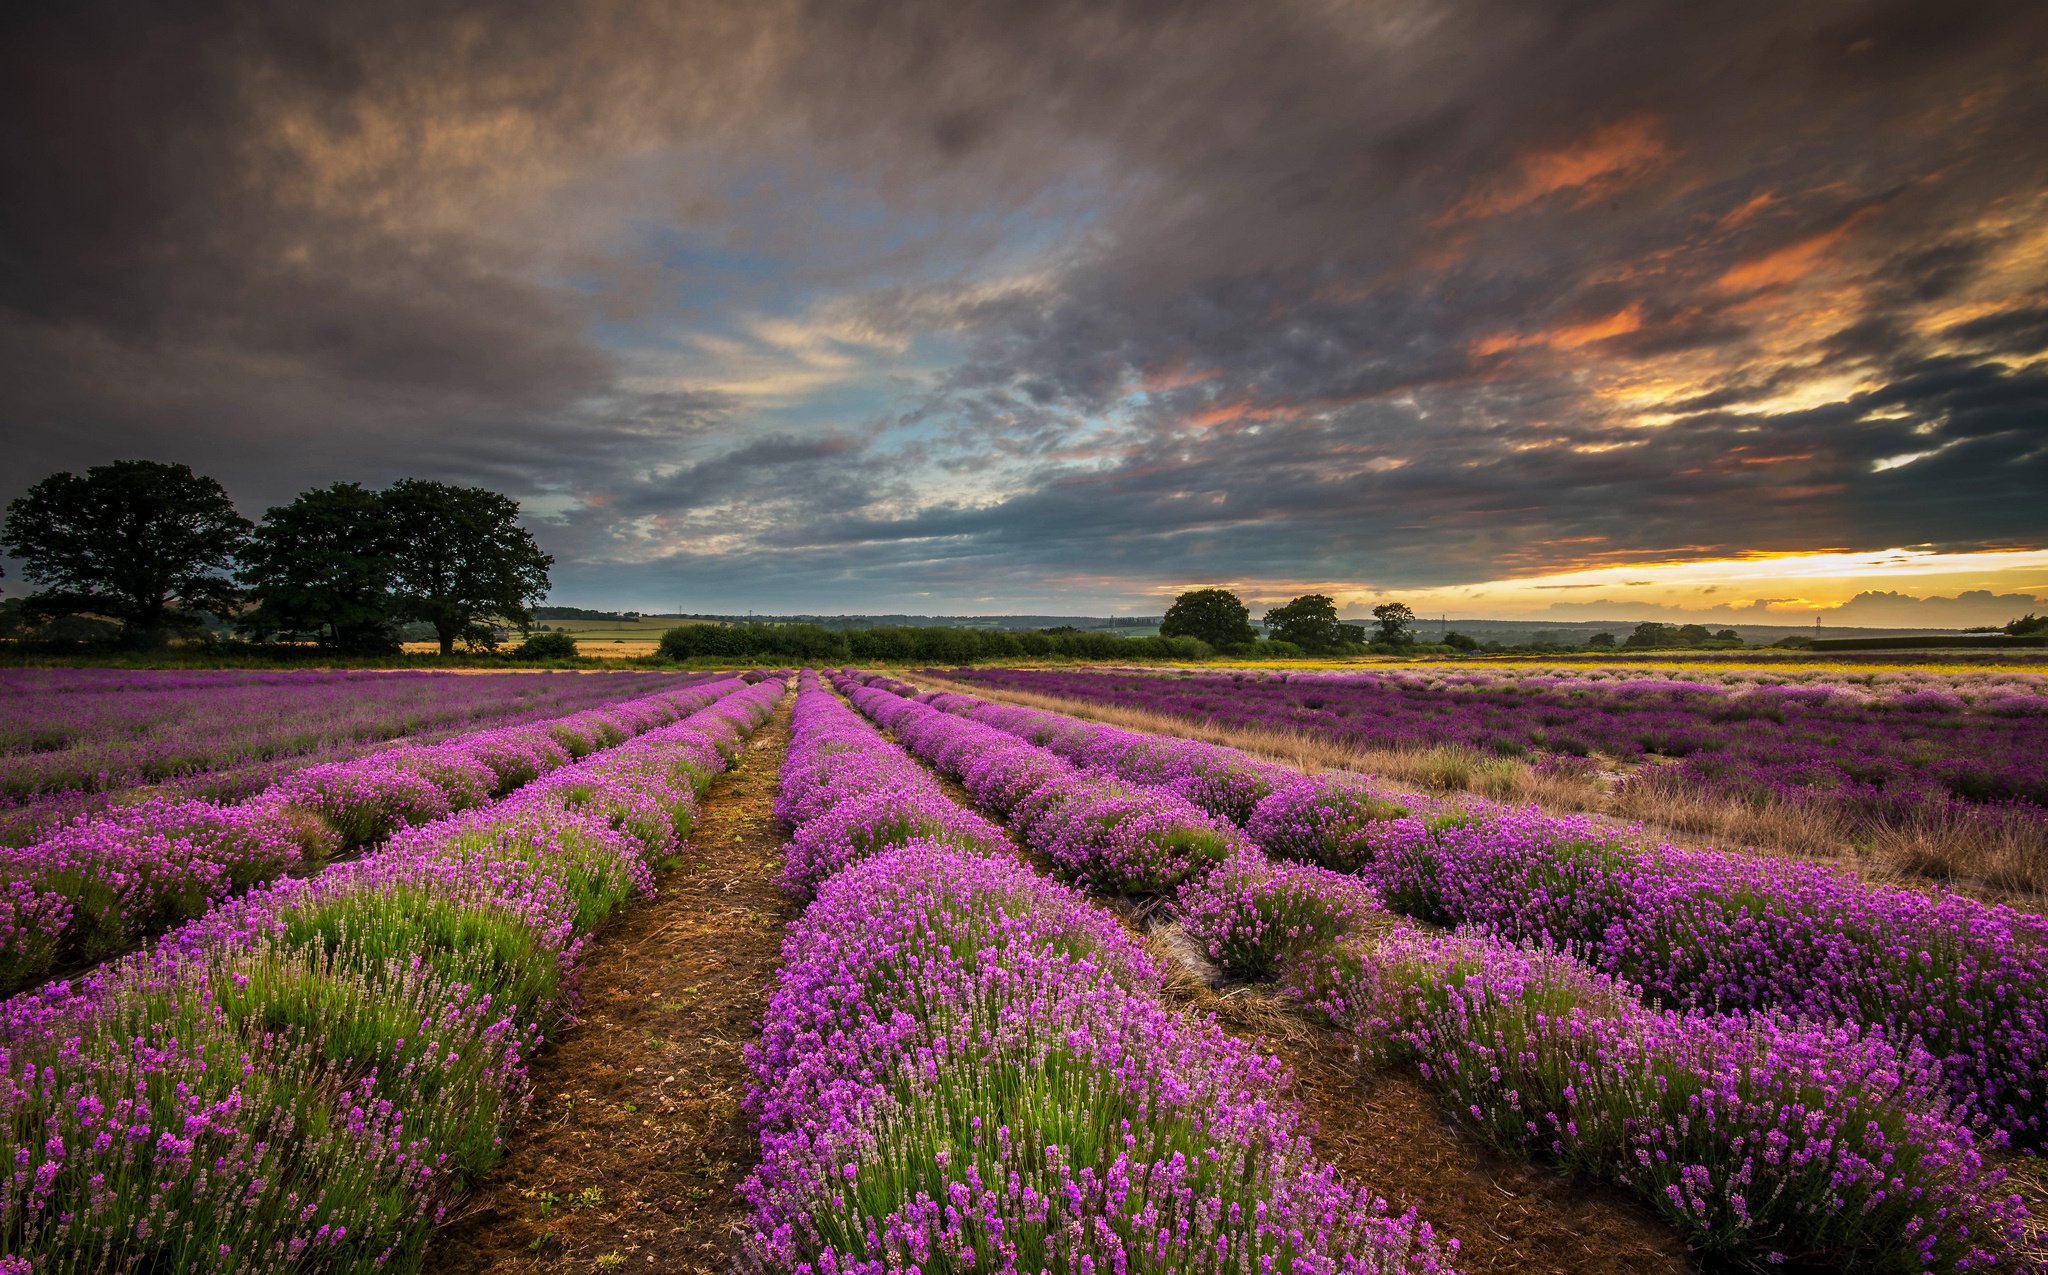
left=774, top=674, right=1007, bottom=895
left=945, top=666, right=2048, bottom=859
left=1360, top=808, right=2048, bottom=1151
left=747, top=843, right=1454, bottom=1275
left=835, top=672, right=2032, bottom=1269
left=851, top=682, right=1246, bottom=895
left=0, top=676, right=765, bottom=996
left=0, top=668, right=703, bottom=813
left=881, top=674, right=2048, bottom=1151
left=750, top=672, right=1454, bottom=1273
left=0, top=676, right=784, bottom=1271
left=1288, top=928, right=2026, bottom=1271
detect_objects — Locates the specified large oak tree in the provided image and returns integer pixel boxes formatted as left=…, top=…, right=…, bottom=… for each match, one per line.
left=1160, top=587, right=1255, bottom=650
left=237, top=482, right=402, bottom=652
left=1, top=460, right=250, bottom=646
left=382, top=479, right=553, bottom=655
left=1263, top=593, right=1343, bottom=652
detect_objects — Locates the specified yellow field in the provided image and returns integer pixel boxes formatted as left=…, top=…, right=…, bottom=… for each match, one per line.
left=396, top=639, right=661, bottom=658
left=397, top=616, right=705, bottom=659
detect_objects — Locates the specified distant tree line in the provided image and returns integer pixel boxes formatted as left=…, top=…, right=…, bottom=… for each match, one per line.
left=1, top=460, right=551, bottom=654
left=535, top=604, right=642, bottom=623
left=1158, top=588, right=1775, bottom=657
left=658, top=622, right=1213, bottom=663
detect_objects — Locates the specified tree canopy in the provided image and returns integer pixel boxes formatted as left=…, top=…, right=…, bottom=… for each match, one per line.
left=382, top=479, right=554, bottom=655
left=1263, top=594, right=1343, bottom=652
left=1161, top=588, right=1255, bottom=650
left=237, top=482, right=401, bottom=652
left=1371, top=600, right=1416, bottom=646
left=1, top=460, right=250, bottom=645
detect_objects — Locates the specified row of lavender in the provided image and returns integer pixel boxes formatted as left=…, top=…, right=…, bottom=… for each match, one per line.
left=837, top=671, right=2029, bottom=1271
left=0, top=674, right=785, bottom=1272
left=898, top=673, right=2048, bottom=1152
left=0, top=669, right=702, bottom=832
left=0, top=673, right=774, bottom=997
left=748, top=671, right=1453, bottom=1273
left=945, top=666, right=2048, bottom=841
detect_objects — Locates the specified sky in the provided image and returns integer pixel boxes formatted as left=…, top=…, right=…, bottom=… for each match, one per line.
left=2, top=0, right=2045, bottom=626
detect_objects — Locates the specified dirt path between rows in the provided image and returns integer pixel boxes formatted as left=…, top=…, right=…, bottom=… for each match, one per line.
left=427, top=694, right=796, bottom=1274
left=845, top=682, right=1695, bottom=1275
left=1147, top=940, right=1696, bottom=1275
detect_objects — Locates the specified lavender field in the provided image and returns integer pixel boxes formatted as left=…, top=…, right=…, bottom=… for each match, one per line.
left=5, top=662, right=2045, bottom=1273
left=948, top=664, right=2048, bottom=891
left=0, top=668, right=787, bottom=1270
left=818, top=668, right=2040, bottom=1271
left=0, top=668, right=698, bottom=837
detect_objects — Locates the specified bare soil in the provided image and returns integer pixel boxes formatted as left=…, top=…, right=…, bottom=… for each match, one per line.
left=426, top=696, right=796, bottom=1273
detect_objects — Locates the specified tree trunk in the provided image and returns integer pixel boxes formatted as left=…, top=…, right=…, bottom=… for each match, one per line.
left=437, top=622, right=456, bottom=657
left=125, top=595, right=170, bottom=649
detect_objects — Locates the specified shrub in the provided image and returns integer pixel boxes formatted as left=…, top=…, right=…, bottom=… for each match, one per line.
left=512, top=630, right=579, bottom=660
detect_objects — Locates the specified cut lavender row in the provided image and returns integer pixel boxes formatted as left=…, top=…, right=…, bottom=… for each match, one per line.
left=835, top=673, right=2030, bottom=1271
left=872, top=674, right=2048, bottom=1152
left=747, top=671, right=1453, bottom=1273
left=0, top=676, right=785, bottom=1272
left=0, top=675, right=765, bottom=996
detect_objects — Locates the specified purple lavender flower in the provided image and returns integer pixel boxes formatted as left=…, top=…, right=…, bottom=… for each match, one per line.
left=0, top=676, right=786, bottom=1270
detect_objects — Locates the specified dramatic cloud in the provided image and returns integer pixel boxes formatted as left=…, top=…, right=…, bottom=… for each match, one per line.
left=2, top=0, right=2044, bottom=614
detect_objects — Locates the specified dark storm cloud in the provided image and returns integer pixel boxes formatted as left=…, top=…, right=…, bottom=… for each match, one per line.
left=2, top=0, right=2046, bottom=608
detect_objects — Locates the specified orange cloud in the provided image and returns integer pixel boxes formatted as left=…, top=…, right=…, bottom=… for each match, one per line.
left=1716, top=190, right=1777, bottom=230
left=1713, top=217, right=1863, bottom=294
left=1472, top=302, right=1645, bottom=357
left=1443, top=116, right=1667, bottom=222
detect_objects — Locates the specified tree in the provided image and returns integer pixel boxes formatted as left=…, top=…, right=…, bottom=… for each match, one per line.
left=1160, top=588, right=1255, bottom=649
left=1370, top=600, right=1416, bottom=647
left=382, top=479, right=553, bottom=655
left=1624, top=621, right=1678, bottom=648
left=1443, top=630, right=1479, bottom=652
left=1, top=460, right=250, bottom=646
left=238, top=482, right=401, bottom=652
left=1263, top=594, right=1342, bottom=652
left=1712, top=628, right=1740, bottom=643
left=1586, top=631, right=1617, bottom=648
left=2006, top=614, right=2048, bottom=637
left=1676, top=623, right=1711, bottom=645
